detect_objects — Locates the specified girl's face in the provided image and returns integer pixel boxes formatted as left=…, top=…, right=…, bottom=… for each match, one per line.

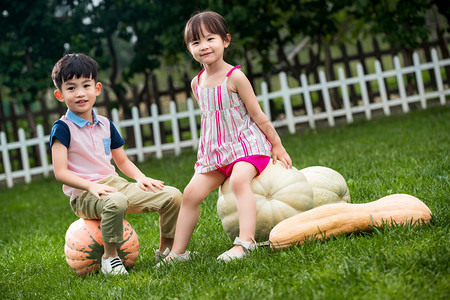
left=188, top=24, right=230, bottom=66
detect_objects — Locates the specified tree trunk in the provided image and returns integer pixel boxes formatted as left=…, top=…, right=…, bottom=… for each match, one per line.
left=106, top=34, right=135, bottom=148
left=432, top=4, right=450, bottom=86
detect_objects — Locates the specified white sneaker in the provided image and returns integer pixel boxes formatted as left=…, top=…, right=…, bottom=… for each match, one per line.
left=101, top=256, right=128, bottom=275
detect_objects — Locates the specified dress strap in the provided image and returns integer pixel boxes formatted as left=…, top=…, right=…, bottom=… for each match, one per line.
left=197, top=68, right=206, bottom=79
left=226, top=65, right=241, bottom=77
left=195, top=69, right=206, bottom=94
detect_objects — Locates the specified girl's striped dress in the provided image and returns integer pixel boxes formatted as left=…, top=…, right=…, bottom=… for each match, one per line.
left=194, top=65, right=272, bottom=174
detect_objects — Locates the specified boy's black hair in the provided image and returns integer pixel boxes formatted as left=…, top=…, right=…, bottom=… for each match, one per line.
left=51, top=53, right=98, bottom=90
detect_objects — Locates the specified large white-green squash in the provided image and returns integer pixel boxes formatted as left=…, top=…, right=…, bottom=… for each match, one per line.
left=217, top=161, right=314, bottom=242
left=299, top=166, right=351, bottom=207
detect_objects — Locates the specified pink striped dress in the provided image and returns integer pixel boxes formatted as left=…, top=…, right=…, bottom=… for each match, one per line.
left=194, top=66, right=272, bottom=174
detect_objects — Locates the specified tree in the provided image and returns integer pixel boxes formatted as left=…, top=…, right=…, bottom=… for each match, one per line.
left=204, top=1, right=357, bottom=84
left=352, top=0, right=432, bottom=63
left=0, top=0, right=446, bottom=140
left=0, top=0, right=78, bottom=135
left=63, top=0, right=197, bottom=113
left=351, top=0, right=433, bottom=97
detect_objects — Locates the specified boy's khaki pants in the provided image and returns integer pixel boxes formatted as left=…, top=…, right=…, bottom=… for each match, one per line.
left=71, top=176, right=182, bottom=243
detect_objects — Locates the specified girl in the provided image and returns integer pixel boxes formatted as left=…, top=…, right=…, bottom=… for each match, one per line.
left=161, top=11, right=292, bottom=264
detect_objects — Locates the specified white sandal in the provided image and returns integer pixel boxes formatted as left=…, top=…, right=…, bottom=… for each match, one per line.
left=217, top=237, right=257, bottom=262
left=155, top=251, right=191, bottom=267
left=154, top=247, right=171, bottom=261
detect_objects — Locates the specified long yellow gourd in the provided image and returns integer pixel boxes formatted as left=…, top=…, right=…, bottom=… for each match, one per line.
left=269, top=194, right=432, bottom=249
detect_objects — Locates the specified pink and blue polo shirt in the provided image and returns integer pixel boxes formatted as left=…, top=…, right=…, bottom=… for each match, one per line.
left=50, top=110, right=125, bottom=200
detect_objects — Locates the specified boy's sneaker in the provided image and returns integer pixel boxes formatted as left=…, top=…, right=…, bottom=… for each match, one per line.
left=101, top=256, right=128, bottom=275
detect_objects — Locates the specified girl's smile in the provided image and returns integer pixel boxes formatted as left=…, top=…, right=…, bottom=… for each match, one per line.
left=188, top=25, right=230, bottom=66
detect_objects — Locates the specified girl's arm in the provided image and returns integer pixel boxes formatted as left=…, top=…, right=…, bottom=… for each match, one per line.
left=51, top=140, right=117, bottom=199
left=229, top=70, right=292, bottom=168
left=111, top=147, right=164, bottom=192
left=190, top=76, right=198, bottom=101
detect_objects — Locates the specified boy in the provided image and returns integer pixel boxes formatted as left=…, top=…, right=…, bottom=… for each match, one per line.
left=50, top=53, right=182, bottom=275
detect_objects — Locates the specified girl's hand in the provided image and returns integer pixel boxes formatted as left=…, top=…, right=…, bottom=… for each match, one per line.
left=272, top=144, right=293, bottom=169
left=88, top=183, right=117, bottom=200
left=137, top=177, right=165, bottom=193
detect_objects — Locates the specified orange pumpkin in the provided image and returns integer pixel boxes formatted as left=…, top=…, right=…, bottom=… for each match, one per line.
left=269, top=194, right=432, bottom=249
left=64, top=218, right=139, bottom=276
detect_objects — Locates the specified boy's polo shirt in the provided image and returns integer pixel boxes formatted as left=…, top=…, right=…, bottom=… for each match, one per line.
left=50, top=110, right=125, bottom=200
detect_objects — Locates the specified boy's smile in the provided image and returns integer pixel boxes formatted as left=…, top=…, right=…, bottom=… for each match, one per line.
left=54, top=76, right=101, bottom=123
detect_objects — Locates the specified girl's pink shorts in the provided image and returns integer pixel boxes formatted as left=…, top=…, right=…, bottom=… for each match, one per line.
left=216, top=155, right=270, bottom=178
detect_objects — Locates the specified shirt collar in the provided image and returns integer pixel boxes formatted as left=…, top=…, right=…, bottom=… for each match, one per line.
left=65, top=109, right=103, bottom=128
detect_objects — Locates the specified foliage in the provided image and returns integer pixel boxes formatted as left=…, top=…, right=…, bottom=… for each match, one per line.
left=0, top=106, right=449, bottom=299
left=0, top=0, right=448, bottom=130
left=0, top=0, right=71, bottom=105
left=351, top=0, right=432, bottom=50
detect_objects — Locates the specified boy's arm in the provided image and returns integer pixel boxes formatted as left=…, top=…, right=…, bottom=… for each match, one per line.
left=51, top=139, right=117, bottom=199
left=111, top=146, right=164, bottom=192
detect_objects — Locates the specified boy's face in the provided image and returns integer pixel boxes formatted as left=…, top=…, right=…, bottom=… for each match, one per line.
left=54, top=76, right=101, bottom=122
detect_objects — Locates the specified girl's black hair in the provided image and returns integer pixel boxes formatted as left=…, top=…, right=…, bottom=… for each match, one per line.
left=184, top=11, right=230, bottom=46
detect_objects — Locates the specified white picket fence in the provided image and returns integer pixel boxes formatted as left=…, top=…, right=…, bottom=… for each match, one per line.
left=1, top=49, right=449, bottom=188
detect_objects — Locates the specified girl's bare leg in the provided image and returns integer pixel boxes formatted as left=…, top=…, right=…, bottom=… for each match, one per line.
left=171, top=171, right=225, bottom=254
left=227, top=161, right=258, bottom=254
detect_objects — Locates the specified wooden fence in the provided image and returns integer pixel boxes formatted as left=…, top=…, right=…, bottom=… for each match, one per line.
left=1, top=37, right=448, bottom=141
left=0, top=48, right=449, bottom=188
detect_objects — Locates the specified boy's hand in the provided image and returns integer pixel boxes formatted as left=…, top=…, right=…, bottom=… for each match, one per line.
left=272, top=144, right=293, bottom=169
left=88, top=183, right=117, bottom=200
left=136, top=177, right=165, bottom=193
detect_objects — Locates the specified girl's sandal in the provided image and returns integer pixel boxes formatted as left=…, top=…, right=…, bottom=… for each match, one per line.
left=155, top=251, right=191, bottom=268
left=217, top=237, right=257, bottom=262
left=154, top=248, right=171, bottom=261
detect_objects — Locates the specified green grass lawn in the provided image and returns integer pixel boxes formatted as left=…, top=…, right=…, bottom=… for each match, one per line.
left=1, top=106, right=449, bottom=299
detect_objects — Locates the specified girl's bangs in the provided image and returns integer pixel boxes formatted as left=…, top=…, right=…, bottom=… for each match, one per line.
left=185, top=13, right=226, bottom=44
